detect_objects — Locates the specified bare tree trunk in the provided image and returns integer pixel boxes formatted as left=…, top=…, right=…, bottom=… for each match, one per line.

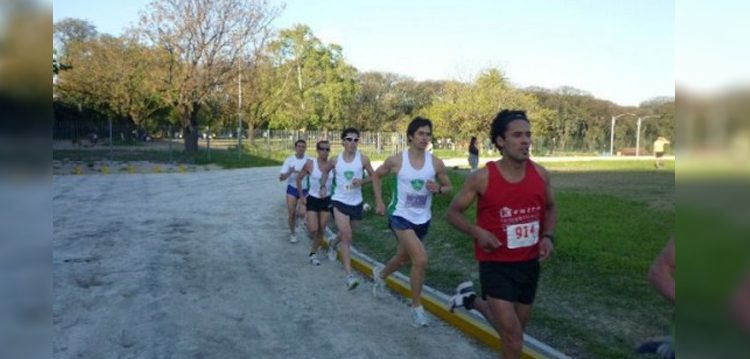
left=183, top=104, right=201, bottom=153
left=247, top=122, right=255, bottom=146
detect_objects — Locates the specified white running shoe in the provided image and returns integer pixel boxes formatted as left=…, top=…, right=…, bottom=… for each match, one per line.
left=448, top=281, right=476, bottom=313
left=371, top=264, right=386, bottom=297
left=309, top=253, right=321, bottom=266
left=289, top=234, right=298, bottom=243
left=327, top=237, right=339, bottom=261
left=412, top=306, right=428, bottom=327
left=346, top=274, right=360, bottom=290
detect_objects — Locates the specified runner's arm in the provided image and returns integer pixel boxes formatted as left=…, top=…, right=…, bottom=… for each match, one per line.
left=648, top=238, right=675, bottom=304
left=359, top=155, right=376, bottom=185
left=296, top=160, right=312, bottom=201
left=372, top=155, right=396, bottom=215
left=279, top=159, right=293, bottom=181
left=445, top=171, right=482, bottom=238
left=432, top=158, right=453, bottom=195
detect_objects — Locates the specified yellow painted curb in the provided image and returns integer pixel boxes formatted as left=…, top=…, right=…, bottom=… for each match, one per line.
left=323, top=228, right=563, bottom=359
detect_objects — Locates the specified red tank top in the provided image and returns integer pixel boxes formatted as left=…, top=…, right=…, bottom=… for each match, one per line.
left=475, top=160, right=547, bottom=262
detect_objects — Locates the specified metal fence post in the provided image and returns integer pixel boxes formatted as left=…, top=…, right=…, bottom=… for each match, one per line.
left=108, top=117, right=113, bottom=162
left=207, top=125, right=211, bottom=161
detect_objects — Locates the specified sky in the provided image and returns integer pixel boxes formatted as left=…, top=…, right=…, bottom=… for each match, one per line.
left=52, top=0, right=683, bottom=107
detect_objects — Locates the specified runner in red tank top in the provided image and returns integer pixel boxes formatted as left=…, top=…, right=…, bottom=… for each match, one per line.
left=445, top=110, right=557, bottom=359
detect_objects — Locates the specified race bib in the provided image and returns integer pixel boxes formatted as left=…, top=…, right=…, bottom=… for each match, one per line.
left=405, top=194, right=428, bottom=208
left=506, top=221, right=540, bottom=249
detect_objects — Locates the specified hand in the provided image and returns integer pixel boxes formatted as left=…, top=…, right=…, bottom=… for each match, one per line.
left=539, top=236, right=554, bottom=261
left=375, top=201, right=385, bottom=216
left=475, top=227, right=501, bottom=252
left=319, top=187, right=327, bottom=198
left=299, top=195, right=307, bottom=206
left=352, top=178, right=363, bottom=187
left=425, top=180, right=440, bottom=193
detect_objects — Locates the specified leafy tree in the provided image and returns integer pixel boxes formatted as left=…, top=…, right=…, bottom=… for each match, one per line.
left=55, top=35, right=166, bottom=130
left=137, top=0, right=280, bottom=152
left=266, top=25, right=357, bottom=131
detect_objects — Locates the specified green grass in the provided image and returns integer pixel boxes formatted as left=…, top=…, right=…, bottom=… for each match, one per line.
left=53, top=148, right=281, bottom=168
left=352, top=160, right=675, bottom=358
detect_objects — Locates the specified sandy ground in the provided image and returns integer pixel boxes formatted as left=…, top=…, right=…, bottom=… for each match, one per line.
left=52, top=167, right=495, bottom=358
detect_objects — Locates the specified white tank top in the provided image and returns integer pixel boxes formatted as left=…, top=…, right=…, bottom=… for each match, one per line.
left=387, top=150, right=435, bottom=224
left=331, top=151, right=364, bottom=205
left=282, top=155, right=311, bottom=187
left=307, top=159, right=333, bottom=199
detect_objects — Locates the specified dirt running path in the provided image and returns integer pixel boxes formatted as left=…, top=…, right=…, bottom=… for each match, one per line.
left=53, top=167, right=494, bottom=358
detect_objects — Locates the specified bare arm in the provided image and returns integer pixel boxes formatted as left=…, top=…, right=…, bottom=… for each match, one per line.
left=445, top=170, right=501, bottom=252
left=372, top=155, right=396, bottom=215
left=648, top=238, right=675, bottom=304
left=279, top=160, right=294, bottom=181
left=358, top=155, right=376, bottom=185
left=733, top=271, right=750, bottom=334
left=537, top=164, right=557, bottom=260
left=319, top=157, right=336, bottom=195
left=426, top=157, right=452, bottom=195
left=296, top=160, right=312, bottom=203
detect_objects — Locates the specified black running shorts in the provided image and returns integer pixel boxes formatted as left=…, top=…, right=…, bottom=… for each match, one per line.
left=479, top=259, right=540, bottom=305
left=331, top=200, right=363, bottom=220
left=306, top=195, right=332, bottom=212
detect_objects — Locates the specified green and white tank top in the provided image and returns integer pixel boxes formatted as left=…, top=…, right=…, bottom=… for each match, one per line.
left=307, top=159, right=333, bottom=199
left=387, top=151, right=435, bottom=224
left=331, top=151, right=364, bottom=205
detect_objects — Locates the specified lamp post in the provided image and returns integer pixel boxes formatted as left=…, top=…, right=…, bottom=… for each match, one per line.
left=636, top=115, right=660, bottom=157
left=237, top=62, right=242, bottom=160
left=610, top=113, right=636, bottom=156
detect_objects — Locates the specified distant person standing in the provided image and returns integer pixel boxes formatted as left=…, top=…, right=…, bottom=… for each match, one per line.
left=468, top=136, right=479, bottom=171
left=653, top=136, right=670, bottom=168
left=279, top=139, right=311, bottom=243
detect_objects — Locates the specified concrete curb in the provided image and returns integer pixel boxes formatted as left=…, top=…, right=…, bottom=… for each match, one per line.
left=322, top=227, right=569, bottom=359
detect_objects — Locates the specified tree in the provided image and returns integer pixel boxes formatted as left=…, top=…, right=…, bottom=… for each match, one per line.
left=425, top=68, right=550, bottom=147
left=54, top=35, right=166, bottom=131
left=53, top=17, right=98, bottom=68
left=266, top=25, right=358, bottom=131
left=137, top=0, right=280, bottom=152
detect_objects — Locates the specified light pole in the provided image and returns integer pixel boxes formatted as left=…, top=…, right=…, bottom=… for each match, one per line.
left=636, top=115, right=660, bottom=157
left=237, top=61, right=242, bottom=160
left=610, top=113, right=636, bottom=156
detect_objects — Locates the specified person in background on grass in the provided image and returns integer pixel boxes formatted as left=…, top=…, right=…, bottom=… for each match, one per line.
left=279, top=139, right=311, bottom=243
left=468, top=136, right=479, bottom=171
left=653, top=136, right=670, bottom=168
left=445, top=110, right=557, bottom=359
left=319, top=128, right=377, bottom=290
left=296, top=140, right=334, bottom=266
left=371, top=116, right=453, bottom=327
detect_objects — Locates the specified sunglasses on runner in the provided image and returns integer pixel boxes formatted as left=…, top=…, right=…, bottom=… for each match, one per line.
left=344, top=137, right=359, bottom=142
left=317, top=147, right=330, bottom=151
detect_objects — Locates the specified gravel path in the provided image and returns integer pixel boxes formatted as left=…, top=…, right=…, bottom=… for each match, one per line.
left=53, top=167, right=495, bottom=358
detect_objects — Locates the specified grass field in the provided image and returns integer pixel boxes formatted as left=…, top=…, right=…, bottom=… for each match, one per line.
left=352, top=160, right=675, bottom=358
